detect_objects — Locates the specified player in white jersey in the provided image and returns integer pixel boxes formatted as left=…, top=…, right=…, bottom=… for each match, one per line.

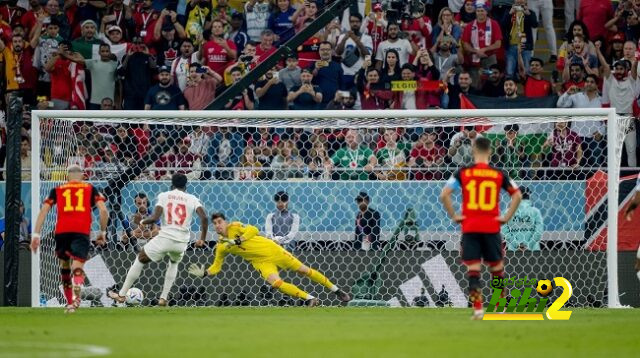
left=624, top=172, right=640, bottom=288
left=108, top=174, right=208, bottom=306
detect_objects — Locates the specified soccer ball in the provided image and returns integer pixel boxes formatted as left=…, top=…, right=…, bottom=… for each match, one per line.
left=536, top=279, right=553, bottom=297
left=125, top=288, right=144, bottom=306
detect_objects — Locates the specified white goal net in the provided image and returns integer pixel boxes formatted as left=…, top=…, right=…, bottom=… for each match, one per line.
left=30, top=109, right=627, bottom=308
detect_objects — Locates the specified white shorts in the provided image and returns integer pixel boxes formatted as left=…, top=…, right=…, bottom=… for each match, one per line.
left=143, top=234, right=189, bottom=263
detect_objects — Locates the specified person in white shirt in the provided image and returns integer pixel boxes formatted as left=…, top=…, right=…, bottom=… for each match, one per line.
left=171, top=38, right=199, bottom=91
left=336, top=13, right=373, bottom=88
left=264, top=191, right=300, bottom=252
left=375, top=23, right=417, bottom=69
left=108, top=173, right=208, bottom=306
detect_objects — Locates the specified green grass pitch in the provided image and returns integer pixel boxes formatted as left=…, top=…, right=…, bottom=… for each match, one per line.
left=0, top=307, right=637, bottom=357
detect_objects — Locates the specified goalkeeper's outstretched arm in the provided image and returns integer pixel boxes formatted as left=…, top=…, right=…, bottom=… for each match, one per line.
left=189, top=243, right=227, bottom=278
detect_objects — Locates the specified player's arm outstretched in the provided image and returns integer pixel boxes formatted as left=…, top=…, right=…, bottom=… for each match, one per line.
left=188, top=241, right=228, bottom=278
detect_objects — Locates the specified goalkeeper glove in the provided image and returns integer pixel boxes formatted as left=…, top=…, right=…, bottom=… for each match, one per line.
left=188, top=264, right=207, bottom=278
left=221, top=238, right=242, bottom=246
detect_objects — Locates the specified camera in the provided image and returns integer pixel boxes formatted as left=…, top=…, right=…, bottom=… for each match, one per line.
left=462, top=138, right=472, bottom=145
left=14, top=76, right=25, bottom=84
left=196, top=66, right=207, bottom=74
left=622, top=10, right=631, bottom=18
left=239, top=55, right=253, bottom=63
left=513, top=5, right=523, bottom=11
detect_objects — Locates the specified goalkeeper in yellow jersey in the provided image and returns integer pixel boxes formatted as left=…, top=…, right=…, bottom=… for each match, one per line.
left=188, top=212, right=351, bottom=306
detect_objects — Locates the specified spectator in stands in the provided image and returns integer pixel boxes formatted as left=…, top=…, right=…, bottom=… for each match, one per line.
left=144, top=65, right=186, bottom=110
left=287, top=68, right=323, bottom=110
left=561, top=63, right=586, bottom=92
left=0, top=33, right=38, bottom=104
left=501, top=0, right=537, bottom=79
left=184, top=0, right=210, bottom=45
left=201, top=19, right=238, bottom=76
left=356, top=64, right=392, bottom=109
left=354, top=191, right=381, bottom=250
left=120, top=37, right=157, bottom=110
left=380, top=49, right=402, bottom=86
left=187, top=126, right=211, bottom=158
left=236, top=146, right=264, bottom=181
left=557, top=35, right=599, bottom=77
left=597, top=43, right=638, bottom=167
left=19, top=136, right=30, bottom=180
left=45, top=0, right=71, bottom=40
left=501, top=187, right=543, bottom=251
left=66, top=0, right=103, bottom=39
left=102, top=0, right=134, bottom=42
left=268, top=0, right=295, bottom=45
left=92, top=146, right=123, bottom=179
left=336, top=13, right=373, bottom=90
left=481, top=64, right=506, bottom=97
left=431, top=7, right=462, bottom=54
left=493, top=123, right=532, bottom=179
left=503, top=77, right=519, bottom=98
left=245, top=0, right=271, bottom=42
left=157, top=137, right=202, bottom=180
left=604, top=34, right=626, bottom=66
left=171, top=39, right=198, bottom=91
left=409, top=130, right=446, bottom=180
left=577, top=0, right=614, bottom=42
left=224, top=67, right=255, bottom=110
left=517, top=54, right=552, bottom=97
left=0, top=0, right=26, bottom=28
left=33, top=17, right=63, bottom=97
left=455, top=0, right=477, bottom=28
left=448, top=126, right=480, bottom=167
left=0, top=201, right=30, bottom=249
left=20, top=0, right=42, bottom=35
left=228, top=12, right=248, bottom=54
left=278, top=52, right=301, bottom=91
left=444, top=69, right=476, bottom=109
left=133, top=0, right=158, bottom=39
left=608, top=5, right=640, bottom=45
left=292, top=0, right=318, bottom=32
left=114, top=125, right=139, bottom=166
left=72, top=20, right=100, bottom=59
left=265, top=191, right=300, bottom=252
left=557, top=75, right=605, bottom=168
left=150, top=9, right=186, bottom=67
left=271, top=143, right=304, bottom=179
left=44, top=41, right=84, bottom=109
left=311, top=41, right=343, bottom=107
left=326, top=89, right=357, bottom=110
left=432, top=35, right=461, bottom=79
left=621, top=40, right=637, bottom=66
left=375, top=23, right=417, bottom=69
left=529, top=0, right=556, bottom=63
left=255, top=29, right=276, bottom=63
left=543, top=122, right=582, bottom=178
left=362, top=3, right=387, bottom=56
left=207, top=127, right=245, bottom=180
left=401, top=3, right=433, bottom=50
left=84, top=43, right=117, bottom=110
left=306, top=139, right=333, bottom=179
left=331, top=129, right=376, bottom=180
left=461, top=1, right=502, bottom=88
left=222, top=41, right=258, bottom=86
left=121, top=193, right=159, bottom=251
left=557, top=20, right=596, bottom=68
left=376, top=129, right=407, bottom=180
left=184, top=63, right=221, bottom=110
left=255, top=66, right=289, bottom=110
left=101, top=25, right=129, bottom=62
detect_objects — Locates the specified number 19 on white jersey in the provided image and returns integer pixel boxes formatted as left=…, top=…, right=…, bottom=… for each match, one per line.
left=156, top=189, right=203, bottom=242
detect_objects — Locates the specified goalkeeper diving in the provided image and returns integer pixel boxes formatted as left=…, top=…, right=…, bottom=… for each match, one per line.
left=189, top=213, right=351, bottom=306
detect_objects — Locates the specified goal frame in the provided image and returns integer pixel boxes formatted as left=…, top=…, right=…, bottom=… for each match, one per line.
left=29, top=108, right=621, bottom=308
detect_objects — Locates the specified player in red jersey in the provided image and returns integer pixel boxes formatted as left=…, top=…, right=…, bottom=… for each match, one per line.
left=440, top=137, right=522, bottom=320
left=31, top=165, right=109, bottom=313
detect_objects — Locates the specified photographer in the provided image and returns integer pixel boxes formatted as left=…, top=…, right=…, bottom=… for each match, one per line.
left=375, top=23, right=418, bottom=70
left=184, top=63, right=222, bottom=110
left=326, top=89, right=357, bottom=110
left=312, top=41, right=344, bottom=107
left=400, top=0, right=433, bottom=50
left=448, top=126, right=481, bottom=167
left=151, top=8, right=186, bottom=67
left=223, top=42, right=258, bottom=86
left=605, top=2, right=640, bottom=44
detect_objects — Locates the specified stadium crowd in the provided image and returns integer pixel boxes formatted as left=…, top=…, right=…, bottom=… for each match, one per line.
left=0, top=0, right=638, bottom=182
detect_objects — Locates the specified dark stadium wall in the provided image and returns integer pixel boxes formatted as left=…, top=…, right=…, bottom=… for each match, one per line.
left=0, top=250, right=32, bottom=307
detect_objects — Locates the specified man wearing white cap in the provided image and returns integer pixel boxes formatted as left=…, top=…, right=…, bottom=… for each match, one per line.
left=72, top=19, right=101, bottom=59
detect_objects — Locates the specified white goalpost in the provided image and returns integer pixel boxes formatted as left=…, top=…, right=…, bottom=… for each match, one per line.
left=30, top=108, right=626, bottom=308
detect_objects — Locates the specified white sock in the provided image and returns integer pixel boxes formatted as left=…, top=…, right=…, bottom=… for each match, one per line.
left=119, top=259, right=145, bottom=297
left=330, top=285, right=339, bottom=292
left=160, top=261, right=179, bottom=300
left=637, top=271, right=640, bottom=283
left=307, top=294, right=315, bottom=299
